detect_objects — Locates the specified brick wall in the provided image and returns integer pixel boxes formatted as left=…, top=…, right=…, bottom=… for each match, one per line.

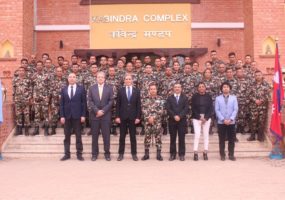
left=192, top=29, right=245, bottom=67
left=36, top=31, right=89, bottom=62
left=251, top=0, right=285, bottom=70
left=23, top=0, right=34, bottom=57
left=37, top=0, right=89, bottom=25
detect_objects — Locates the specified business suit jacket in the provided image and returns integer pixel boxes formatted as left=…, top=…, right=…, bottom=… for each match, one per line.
left=88, top=83, right=114, bottom=121
left=116, top=87, right=141, bottom=120
left=166, top=93, right=189, bottom=122
left=215, top=94, right=238, bottom=124
left=60, top=84, right=86, bottom=120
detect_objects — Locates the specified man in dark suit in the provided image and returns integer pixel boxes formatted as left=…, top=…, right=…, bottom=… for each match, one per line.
left=88, top=72, right=114, bottom=161
left=115, top=74, right=141, bottom=161
left=166, top=83, right=189, bottom=161
left=60, top=73, right=86, bottom=161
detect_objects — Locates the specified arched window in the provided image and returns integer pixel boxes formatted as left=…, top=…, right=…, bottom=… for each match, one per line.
left=0, top=40, right=15, bottom=58
left=262, top=36, right=275, bottom=55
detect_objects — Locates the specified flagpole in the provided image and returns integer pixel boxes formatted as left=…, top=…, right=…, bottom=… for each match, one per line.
left=269, top=38, right=284, bottom=159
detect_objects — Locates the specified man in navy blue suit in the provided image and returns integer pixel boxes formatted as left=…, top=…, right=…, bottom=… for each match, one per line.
left=60, top=73, right=86, bottom=161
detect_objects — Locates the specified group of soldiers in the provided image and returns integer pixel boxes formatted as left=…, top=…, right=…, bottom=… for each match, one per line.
left=13, top=50, right=271, bottom=142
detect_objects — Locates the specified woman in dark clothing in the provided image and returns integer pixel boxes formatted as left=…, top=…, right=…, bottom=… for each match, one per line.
left=191, top=82, right=213, bottom=161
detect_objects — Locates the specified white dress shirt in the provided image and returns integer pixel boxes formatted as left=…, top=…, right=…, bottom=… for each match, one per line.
left=98, top=84, right=104, bottom=100
left=68, top=84, right=77, bottom=98
left=126, top=86, right=133, bottom=98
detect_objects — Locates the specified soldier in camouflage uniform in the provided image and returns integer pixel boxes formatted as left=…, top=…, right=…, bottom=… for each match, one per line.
left=235, top=67, right=250, bottom=134
left=138, top=64, right=159, bottom=99
left=13, top=58, right=33, bottom=79
left=49, top=67, right=67, bottom=135
left=137, top=64, right=159, bottom=135
left=106, top=66, right=120, bottom=135
left=172, top=61, right=182, bottom=81
left=153, top=58, right=165, bottom=78
left=134, top=59, right=144, bottom=82
left=13, top=67, right=32, bottom=136
left=71, top=64, right=84, bottom=86
left=224, top=68, right=239, bottom=95
left=227, top=52, right=238, bottom=71
left=247, top=71, right=271, bottom=142
left=159, top=66, right=176, bottom=135
left=191, top=62, right=203, bottom=85
left=180, top=64, right=196, bottom=134
left=214, top=62, right=226, bottom=85
left=62, top=60, right=71, bottom=83
left=210, top=50, right=223, bottom=75
left=141, top=83, right=165, bottom=161
left=98, top=56, right=109, bottom=75
left=31, top=61, right=50, bottom=136
left=115, top=59, right=126, bottom=84
left=43, top=58, right=55, bottom=77
left=80, top=59, right=90, bottom=80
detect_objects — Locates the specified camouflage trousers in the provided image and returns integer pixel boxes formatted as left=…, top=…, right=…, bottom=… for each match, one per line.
left=237, top=103, right=248, bottom=128
left=249, top=105, right=268, bottom=135
left=15, top=102, right=30, bottom=126
left=144, top=123, right=162, bottom=150
left=34, top=99, right=49, bottom=127
left=50, top=100, right=60, bottom=127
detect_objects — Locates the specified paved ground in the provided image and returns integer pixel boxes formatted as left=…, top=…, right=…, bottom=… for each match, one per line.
left=0, top=157, right=285, bottom=200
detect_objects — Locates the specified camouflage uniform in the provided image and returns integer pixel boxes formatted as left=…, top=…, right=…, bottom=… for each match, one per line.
left=249, top=80, right=271, bottom=140
left=190, top=72, right=203, bottom=86
left=138, top=73, right=159, bottom=99
left=203, top=78, right=220, bottom=101
left=106, top=75, right=120, bottom=133
left=180, top=74, right=196, bottom=133
left=13, top=76, right=32, bottom=127
left=236, top=77, right=250, bottom=133
left=50, top=76, right=67, bottom=127
left=159, top=75, right=177, bottom=134
left=142, top=95, right=165, bottom=150
left=224, top=78, right=239, bottom=95
left=31, top=72, right=50, bottom=127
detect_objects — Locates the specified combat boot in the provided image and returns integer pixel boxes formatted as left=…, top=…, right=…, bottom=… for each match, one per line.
left=141, top=149, right=150, bottom=160
left=24, top=126, right=29, bottom=136
left=44, top=125, right=49, bottom=136
left=33, top=126, right=39, bottom=136
left=156, top=149, right=163, bottom=161
left=247, top=133, right=256, bottom=141
left=50, top=126, right=56, bottom=135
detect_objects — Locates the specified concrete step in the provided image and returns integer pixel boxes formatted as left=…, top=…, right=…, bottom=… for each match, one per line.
left=2, top=128, right=271, bottom=159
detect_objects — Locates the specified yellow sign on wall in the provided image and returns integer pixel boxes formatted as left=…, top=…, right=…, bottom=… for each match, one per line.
left=90, top=4, right=192, bottom=49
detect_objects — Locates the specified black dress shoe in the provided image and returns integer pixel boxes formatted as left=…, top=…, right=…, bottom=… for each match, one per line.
left=60, top=155, right=70, bottom=161
left=194, top=153, right=198, bottom=161
left=179, top=156, right=185, bottom=161
left=247, top=134, right=256, bottom=141
left=77, top=156, right=84, bottom=161
left=229, top=155, right=236, bottom=161
left=203, top=152, right=208, bottom=161
left=105, top=155, right=111, bottom=161
left=221, top=155, right=226, bottom=161
left=117, top=154, right=124, bottom=161
left=132, top=154, right=138, bottom=161
left=91, top=155, right=97, bottom=161
left=169, top=155, right=176, bottom=161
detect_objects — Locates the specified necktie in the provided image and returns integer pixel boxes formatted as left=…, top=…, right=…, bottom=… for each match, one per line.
left=127, top=86, right=131, bottom=102
left=70, top=85, right=74, bottom=98
left=176, top=95, right=179, bottom=104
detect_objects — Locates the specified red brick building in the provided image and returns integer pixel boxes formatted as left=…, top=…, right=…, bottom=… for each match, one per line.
left=0, top=0, right=284, bottom=147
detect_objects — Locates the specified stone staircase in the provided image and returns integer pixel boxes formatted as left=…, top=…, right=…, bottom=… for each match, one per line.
left=2, top=128, right=271, bottom=159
